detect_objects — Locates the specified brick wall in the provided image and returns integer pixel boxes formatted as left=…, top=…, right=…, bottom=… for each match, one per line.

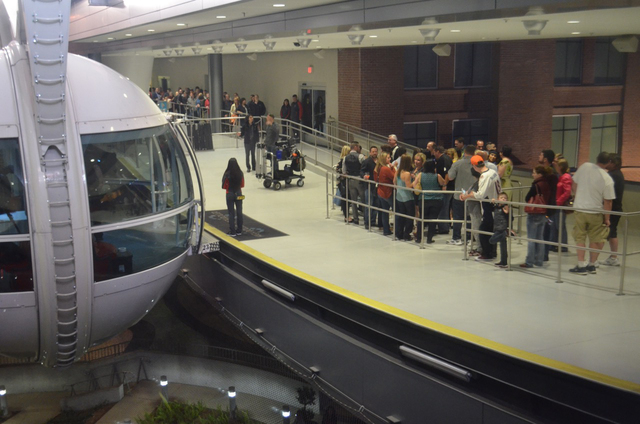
left=337, top=47, right=404, bottom=138
left=622, top=50, right=640, bottom=181
left=496, top=40, right=555, bottom=169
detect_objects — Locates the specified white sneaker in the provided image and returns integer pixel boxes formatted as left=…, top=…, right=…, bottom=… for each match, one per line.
left=446, top=239, right=458, bottom=245
left=454, top=239, right=463, bottom=246
left=602, top=256, right=620, bottom=266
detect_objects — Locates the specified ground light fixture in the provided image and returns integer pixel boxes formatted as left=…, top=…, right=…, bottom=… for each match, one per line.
left=282, top=405, right=291, bottom=424
left=160, top=375, right=169, bottom=400
left=0, top=385, right=7, bottom=418
left=228, top=386, right=237, bottom=419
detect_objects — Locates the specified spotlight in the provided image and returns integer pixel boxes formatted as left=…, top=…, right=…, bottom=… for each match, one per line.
left=174, top=49, right=184, bottom=56
left=192, top=47, right=202, bottom=55
left=419, top=28, right=440, bottom=42
left=296, top=38, right=311, bottom=48
left=347, top=25, right=364, bottom=46
left=522, top=20, right=547, bottom=35
left=236, top=39, right=247, bottom=52
left=263, top=40, right=276, bottom=50
left=523, top=6, right=547, bottom=36
left=163, top=50, right=172, bottom=56
left=212, top=44, right=223, bottom=53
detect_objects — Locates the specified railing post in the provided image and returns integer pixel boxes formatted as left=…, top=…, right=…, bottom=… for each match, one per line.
left=463, top=198, right=468, bottom=260
left=345, top=175, right=350, bottom=225
left=326, top=172, right=330, bottom=219
left=556, top=209, right=563, bottom=284
left=419, top=194, right=425, bottom=249
left=507, top=199, right=512, bottom=270
left=617, top=216, right=628, bottom=296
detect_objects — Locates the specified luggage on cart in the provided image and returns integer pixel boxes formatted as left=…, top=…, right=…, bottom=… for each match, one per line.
left=255, top=142, right=267, bottom=178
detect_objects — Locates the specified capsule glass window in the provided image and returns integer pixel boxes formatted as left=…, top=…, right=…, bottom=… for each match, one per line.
left=81, top=125, right=194, bottom=226
left=0, top=138, right=28, bottom=235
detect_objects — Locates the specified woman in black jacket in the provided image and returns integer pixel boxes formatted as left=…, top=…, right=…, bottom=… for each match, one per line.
left=280, top=99, right=291, bottom=135
left=222, top=158, right=245, bottom=236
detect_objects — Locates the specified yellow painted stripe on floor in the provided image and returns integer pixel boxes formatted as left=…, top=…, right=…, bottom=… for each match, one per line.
left=206, top=224, right=640, bottom=394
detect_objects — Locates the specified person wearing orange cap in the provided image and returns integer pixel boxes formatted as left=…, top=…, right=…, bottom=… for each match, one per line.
left=460, top=155, right=502, bottom=261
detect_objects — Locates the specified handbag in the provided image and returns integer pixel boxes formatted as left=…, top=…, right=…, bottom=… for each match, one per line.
left=563, top=195, right=574, bottom=214
left=524, top=185, right=547, bottom=214
left=413, top=172, right=422, bottom=195
left=236, top=194, right=245, bottom=201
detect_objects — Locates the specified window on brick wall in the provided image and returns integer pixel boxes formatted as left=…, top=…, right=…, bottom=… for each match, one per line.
left=594, top=38, right=624, bottom=85
left=404, top=45, right=438, bottom=89
left=551, top=115, right=580, bottom=168
left=555, top=39, right=582, bottom=86
left=452, top=119, right=489, bottom=146
left=403, top=121, right=437, bottom=149
left=454, top=43, right=492, bottom=88
left=590, top=113, right=618, bottom=163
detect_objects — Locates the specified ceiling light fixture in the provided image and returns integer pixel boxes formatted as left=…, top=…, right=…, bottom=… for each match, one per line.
left=450, top=29, right=461, bottom=33
left=523, top=6, right=547, bottom=36
left=163, top=50, right=172, bottom=56
left=297, top=38, right=311, bottom=48
left=247, top=53, right=258, bottom=61
left=347, top=25, right=364, bottom=46
left=192, top=47, right=202, bottom=55
left=175, top=48, right=184, bottom=56
left=369, top=35, right=378, bottom=38
left=567, top=20, right=580, bottom=24
left=147, top=29, right=155, bottom=32
left=216, top=15, right=226, bottom=19
left=236, top=38, right=247, bottom=52
left=125, top=33, right=132, bottom=36
left=273, top=3, right=285, bottom=7
left=107, top=37, right=114, bottom=40
left=523, top=20, right=547, bottom=35
left=177, top=23, right=186, bottom=26
left=571, top=32, right=581, bottom=35
left=263, top=40, right=276, bottom=50
left=212, top=40, right=224, bottom=53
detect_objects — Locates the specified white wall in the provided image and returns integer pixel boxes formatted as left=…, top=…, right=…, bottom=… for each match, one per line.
left=221, top=50, right=338, bottom=120
left=102, top=55, right=154, bottom=92
left=145, top=50, right=338, bottom=119
left=152, top=56, right=209, bottom=92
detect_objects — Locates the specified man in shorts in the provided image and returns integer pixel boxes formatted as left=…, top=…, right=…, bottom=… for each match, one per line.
left=569, top=152, right=616, bottom=275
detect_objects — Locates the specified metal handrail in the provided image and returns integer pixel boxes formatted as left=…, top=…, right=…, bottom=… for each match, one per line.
left=326, top=117, right=416, bottom=153
left=327, top=171, right=464, bottom=250
left=462, top=196, right=640, bottom=295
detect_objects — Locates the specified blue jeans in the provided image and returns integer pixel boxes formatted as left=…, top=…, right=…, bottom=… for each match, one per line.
left=526, top=214, right=546, bottom=266
left=226, top=192, right=243, bottom=233
left=437, top=193, right=453, bottom=233
left=363, top=184, right=379, bottom=228
left=379, top=196, right=392, bottom=235
left=451, top=198, right=465, bottom=241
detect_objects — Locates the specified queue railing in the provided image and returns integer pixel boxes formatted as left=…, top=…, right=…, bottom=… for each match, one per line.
left=462, top=196, right=639, bottom=295
left=325, top=171, right=463, bottom=250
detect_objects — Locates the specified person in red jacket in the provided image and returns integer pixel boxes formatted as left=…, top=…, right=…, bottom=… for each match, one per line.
left=520, top=166, right=552, bottom=268
left=552, top=158, right=572, bottom=253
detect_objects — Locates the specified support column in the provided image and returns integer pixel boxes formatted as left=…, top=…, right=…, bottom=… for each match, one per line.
left=208, top=54, right=223, bottom=133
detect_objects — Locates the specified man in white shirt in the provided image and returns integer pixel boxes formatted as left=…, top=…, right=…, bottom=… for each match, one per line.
left=569, top=152, right=616, bottom=275
left=460, top=155, right=501, bottom=261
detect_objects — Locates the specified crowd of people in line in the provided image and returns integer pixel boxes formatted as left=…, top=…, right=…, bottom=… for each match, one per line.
left=149, top=87, right=326, bottom=133
left=335, top=136, right=625, bottom=275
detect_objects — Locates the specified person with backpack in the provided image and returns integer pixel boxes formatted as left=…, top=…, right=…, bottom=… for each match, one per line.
left=342, top=143, right=364, bottom=225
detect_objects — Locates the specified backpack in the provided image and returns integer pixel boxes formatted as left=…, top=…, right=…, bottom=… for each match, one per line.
left=344, top=153, right=360, bottom=176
